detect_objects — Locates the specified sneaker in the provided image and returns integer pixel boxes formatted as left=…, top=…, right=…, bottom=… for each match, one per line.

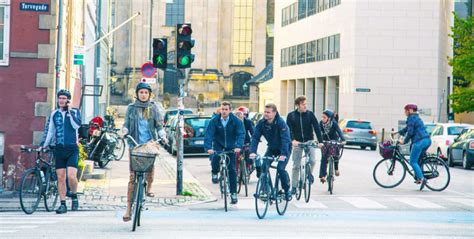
left=335, top=170, right=340, bottom=177
left=230, top=193, right=238, bottom=204
left=291, top=187, right=297, bottom=195
left=320, top=177, right=326, bottom=183
left=212, top=174, right=218, bottom=184
left=56, top=204, right=67, bottom=214
left=308, top=174, right=314, bottom=184
left=419, top=178, right=427, bottom=191
left=71, top=199, right=79, bottom=211
left=285, top=191, right=292, bottom=201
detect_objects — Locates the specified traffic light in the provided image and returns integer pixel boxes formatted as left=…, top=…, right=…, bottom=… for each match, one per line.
left=153, top=38, right=167, bottom=69
left=176, top=24, right=195, bottom=68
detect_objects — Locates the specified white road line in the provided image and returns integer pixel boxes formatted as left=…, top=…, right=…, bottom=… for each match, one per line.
left=0, top=225, right=38, bottom=229
left=445, top=198, right=474, bottom=208
left=393, top=197, right=445, bottom=209
left=339, top=197, right=387, bottom=209
left=293, top=199, right=328, bottom=209
left=0, top=230, right=17, bottom=233
left=0, top=221, right=58, bottom=224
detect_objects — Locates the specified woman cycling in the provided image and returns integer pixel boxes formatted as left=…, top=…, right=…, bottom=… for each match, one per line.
left=319, top=110, right=346, bottom=183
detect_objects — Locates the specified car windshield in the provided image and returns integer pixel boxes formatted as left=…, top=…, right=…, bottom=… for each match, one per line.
left=447, top=126, right=466, bottom=136
left=184, top=118, right=211, bottom=137
left=425, top=125, right=437, bottom=134
left=459, top=129, right=474, bottom=140
left=347, top=121, right=372, bottom=130
left=168, top=109, right=193, bottom=116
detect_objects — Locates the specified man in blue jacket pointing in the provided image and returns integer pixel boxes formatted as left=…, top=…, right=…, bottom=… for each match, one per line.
left=204, top=101, right=245, bottom=204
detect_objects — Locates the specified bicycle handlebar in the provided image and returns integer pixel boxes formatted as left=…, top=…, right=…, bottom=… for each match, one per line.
left=20, top=145, right=49, bottom=153
left=298, top=140, right=319, bottom=148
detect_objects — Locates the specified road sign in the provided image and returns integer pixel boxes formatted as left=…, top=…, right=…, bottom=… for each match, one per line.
left=355, top=88, right=371, bottom=93
left=141, top=77, right=156, bottom=84
left=73, top=46, right=85, bottom=65
left=141, top=62, right=156, bottom=78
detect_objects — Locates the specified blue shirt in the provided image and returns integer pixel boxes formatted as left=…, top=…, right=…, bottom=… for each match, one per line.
left=138, top=118, right=152, bottom=144
left=221, top=116, right=230, bottom=127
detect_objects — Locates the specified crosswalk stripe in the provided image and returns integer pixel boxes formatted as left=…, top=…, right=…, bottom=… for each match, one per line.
left=293, top=199, right=327, bottom=209
left=445, top=198, right=474, bottom=208
left=393, top=198, right=445, bottom=209
left=0, top=230, right=17, bottom=233
left=339, top=197, right=387, bottom=209
left=0, top=221, right=58, bottom=224
left=1, top=226, right=38, bottom=229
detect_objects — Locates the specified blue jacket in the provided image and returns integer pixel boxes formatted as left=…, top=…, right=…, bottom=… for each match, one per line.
left=250, top=113, right=292, bottom=158
left=320, top=120, right=345, bottom=142
left=204, top=113, right=245, bottom=151
left=41, top=108, right=82, bottom=147
left=399, top=113, right=430, bottom=144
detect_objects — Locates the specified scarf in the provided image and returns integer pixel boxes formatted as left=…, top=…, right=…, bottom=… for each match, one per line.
left=134, top=100, right=152, bottom=120
left=322, top=119, right=333, bottom=138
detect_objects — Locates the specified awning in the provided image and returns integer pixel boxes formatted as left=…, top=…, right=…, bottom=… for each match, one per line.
left=246, top=62, right=273, bottom=85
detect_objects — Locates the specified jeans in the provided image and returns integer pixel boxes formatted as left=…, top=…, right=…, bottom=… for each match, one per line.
left=410, top=138, right=431, bottom=180
left=319, top=153, right=340, bottom=178
left=262, top=149, right=290, bottom=192
left=211, top=151, right=237, bottom=194
left=291, top=145, right=317, bottom=188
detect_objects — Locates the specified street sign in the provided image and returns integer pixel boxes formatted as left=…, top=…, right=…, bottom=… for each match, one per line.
left=355, top=88, right=371, bottom=93
left=20, top=2, right=49, bottom=12
left=73, top=46, right=85, bottom=65
left=141, top=62, right=156, bottom=78
left=141, top=77, right=156, bottom=84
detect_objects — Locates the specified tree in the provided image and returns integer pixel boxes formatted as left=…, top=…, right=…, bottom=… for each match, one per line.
left=448, top=13, right=474, bottom=113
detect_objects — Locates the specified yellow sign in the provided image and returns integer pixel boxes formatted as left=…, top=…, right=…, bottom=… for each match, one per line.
left=189, top=74, right=218, bottom=81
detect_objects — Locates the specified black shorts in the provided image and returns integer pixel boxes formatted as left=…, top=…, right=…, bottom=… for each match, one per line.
left=53, top=145, right=79, bottom=169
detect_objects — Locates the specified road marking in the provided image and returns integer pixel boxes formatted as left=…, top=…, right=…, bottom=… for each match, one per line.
left=293, top=199, right=327, bottom=209
left=339, top=197, right=387, bottom=209
left=236, top=198, right=255, bottom=210
left=445, top=198, right=474, bottom=208
left=393, top=197, right=445, bottom=209
left=0, top=230, right=17, bottom=233
left=1, top=225, right=38, bottom=229
left=0, top=221, right=58, bottom=224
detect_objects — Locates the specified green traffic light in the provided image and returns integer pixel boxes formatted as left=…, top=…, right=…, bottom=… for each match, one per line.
left=180, top=56, right=190, bottom=65
left=156, top=55, right=164, bottom=64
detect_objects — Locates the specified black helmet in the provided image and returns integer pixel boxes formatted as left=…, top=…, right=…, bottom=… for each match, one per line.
left=136, top=82, right=152, bottom=94
left=57, top=89, right=71, bottom=99
left=323, top=109, right=334, bottom=119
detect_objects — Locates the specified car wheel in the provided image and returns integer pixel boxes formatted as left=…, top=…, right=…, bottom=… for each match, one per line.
left=370, top=146, right=376, bottom=151
left=462, top=151, right=472, bottom=169
left=360, top=146, right=366, bottom=150
left=447, top=150, right=455, bottom=167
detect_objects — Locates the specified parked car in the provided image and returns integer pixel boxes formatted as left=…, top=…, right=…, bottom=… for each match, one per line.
left=249, top=112, right=263, bottom=125
left=164, top=115, right=179, bottom=151
left=425, top=123, right=438, bottom=135
left=163, top=108, right=193, bottom=125
left=428, top=123, right=470, bottom=159
left=339, top=119, right=377, bottom=150
left=167, top=115, right=212, bottom=156
left=447, top=126, right=474, bottom=169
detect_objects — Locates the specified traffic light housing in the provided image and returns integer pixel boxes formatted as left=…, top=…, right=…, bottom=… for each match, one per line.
left=176, top=24, right=195, bottom=68
left=153, top=38, right=167, bottom=69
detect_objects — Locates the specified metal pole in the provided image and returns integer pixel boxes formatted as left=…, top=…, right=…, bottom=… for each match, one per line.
left=149, top=0, right=153, bottom=60
left=176, top=69, right=184, bottom=195
left=54, top=0, right=64, bottom=100
left=94, top=0, right=102, bottom=116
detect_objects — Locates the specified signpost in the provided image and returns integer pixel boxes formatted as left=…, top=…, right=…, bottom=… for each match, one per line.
left=73, top=46, right=85, bottom=65
left=141, top=62, right=157, bottom=78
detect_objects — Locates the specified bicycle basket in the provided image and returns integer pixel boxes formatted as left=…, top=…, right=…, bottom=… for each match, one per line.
left=130, top=151, right=157, bottom=172
left=379, top=141, right=395, bottom=159
left=322, top=142, right=342, bottom=158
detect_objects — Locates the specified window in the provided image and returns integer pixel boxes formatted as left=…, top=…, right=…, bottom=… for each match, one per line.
left=308, top=0, right=317, bottom=16
left=334, top=34, right=340, bottom=58
left=318, top=0, right=325, bottom=12
left=448, top=126, right=466, bottom=136
left=232, top=0, right=253, bottom=65
left=306, top=40, right=316, bottom=62
left=0, top=2, right=10, bottom=66
left=316, top=39, right=322, bottom=61
left=281, top=7, right=289, bottom=26
left=290, top=46, right=297, bottom=65
left=165, top=0, right=185, bottom=27
left=328, top=35, right=335, bottom=60
left=322, top=37, right=328, bottom=61
left=298, top=0, right=307, bottom=20
left=297, top=43, right=306, bottom=64
left=347, top=121, right=373, bottom=130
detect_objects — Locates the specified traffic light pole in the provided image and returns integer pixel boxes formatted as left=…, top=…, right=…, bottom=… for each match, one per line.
left=176, top=69, right=185, bottom=195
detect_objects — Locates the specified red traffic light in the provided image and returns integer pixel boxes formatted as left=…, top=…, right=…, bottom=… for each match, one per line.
left=178, top=24, right=192, bottom=36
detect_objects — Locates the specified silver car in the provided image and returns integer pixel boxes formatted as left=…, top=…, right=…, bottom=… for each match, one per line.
left=339, top=119, right=378, bottom=151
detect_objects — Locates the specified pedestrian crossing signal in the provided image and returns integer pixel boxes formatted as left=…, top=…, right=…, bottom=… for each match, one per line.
left=153, top=38, right=167, bottom=70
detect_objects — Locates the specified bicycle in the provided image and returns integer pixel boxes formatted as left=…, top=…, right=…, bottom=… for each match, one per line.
left=214, top=150, right=234, bottom=212
left=254, top=155, right=289, bottom=219
left=294, top=140, right=318, bottom=202
left=373, top=134, right=450, bottom=191
left=237, top=144, right=253, bottom=197
left=126, top=135, right=158, bottom=232
left=322, top=141, right=344, bottom=195
left=19, top=146, right=59, bottom=214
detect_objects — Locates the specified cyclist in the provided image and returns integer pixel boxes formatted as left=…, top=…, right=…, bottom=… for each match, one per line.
left=122, top=82, right=168, bottom=222
left=249, top=103, right=292, bottom=201
left=286, top=96, right=323, bottom=194
left=393, top=104, right=431, bottom=190
left=318, top=110, right=346, bottom=183
left=204, top=101, right=245, bottom=204
left=41, top=89, right=82, bottom=214
left=236, top=106, right=255, bottom=172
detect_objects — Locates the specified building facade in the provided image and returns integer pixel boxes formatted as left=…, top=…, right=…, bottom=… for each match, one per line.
left=271, top=0, right=454, bottom=132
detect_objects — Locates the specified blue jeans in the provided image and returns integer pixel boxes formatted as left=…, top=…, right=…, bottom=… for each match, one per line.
left=262, top=149, right=291, bottom=192
left=211, top=151, right=237, bottom=194
left=410, top=138, right=431, bottom=180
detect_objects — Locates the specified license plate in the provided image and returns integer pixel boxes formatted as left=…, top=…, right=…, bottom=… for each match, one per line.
left=195, top=140, right=204, bottom=145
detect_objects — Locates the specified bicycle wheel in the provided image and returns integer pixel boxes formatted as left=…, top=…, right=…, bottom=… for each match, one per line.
left=295, top=162, right=305, bottom=201
left=422, top=156, right=450, bottom=192
left=19, top=168, right=42, bottom=215
left=44, top=171, right=59, bottom=212
left=275, top=173, right=288, bottom=216
left=373, top=158, right=407, bottom=188
left=304, top=165, right=312, bottom=203
left=222, top=169, right=228, bottom=212
left=254, top=174, right=270, bottom=219
left=132, top=175, right=144, bottom=231
left=114, top=137, right=126, bottom=161
left=327, top=159, right=334, bottom=195
left=240, top=159, right=249, bottom=197
left=237, top=158, right=243, bottom=194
